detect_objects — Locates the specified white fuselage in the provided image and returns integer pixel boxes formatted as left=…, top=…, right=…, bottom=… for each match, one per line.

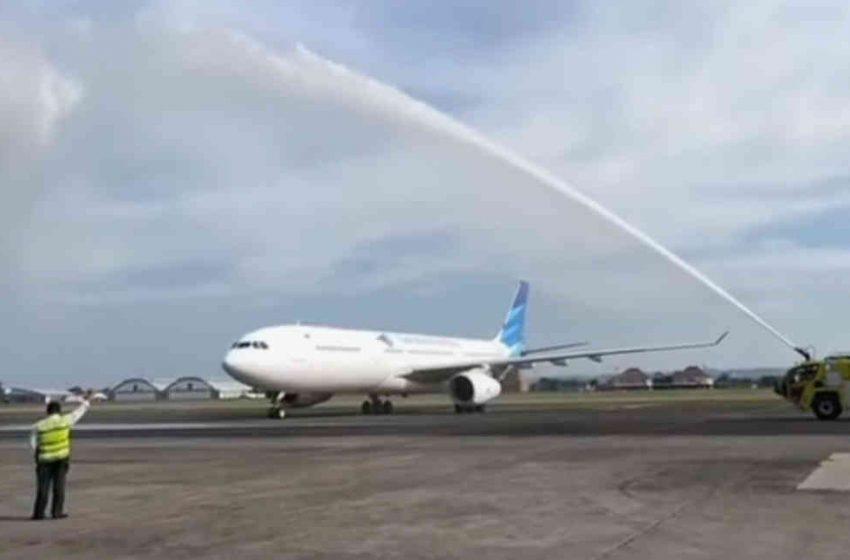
left=222, top=325, right=510, bottom=395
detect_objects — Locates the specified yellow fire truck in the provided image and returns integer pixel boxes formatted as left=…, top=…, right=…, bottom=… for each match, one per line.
left=775, top=354, right=850, bottom=420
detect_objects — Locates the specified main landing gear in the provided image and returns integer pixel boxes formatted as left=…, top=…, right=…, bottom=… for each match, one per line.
left=454, top=404, right=486, bottom=414
left=267, top=407, right=286, bottom=419
left=361, top=394, right=394, bottom=415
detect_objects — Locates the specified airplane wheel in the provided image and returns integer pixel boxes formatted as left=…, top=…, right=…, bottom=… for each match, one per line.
left=268, top=407, right=286, bottom=419
left=382, top=400, right=394, bottom=415
left=475, top=405, right=485, bottom=413
left=361, top=400, right=372, bottom=415
left=454, top=404, right=462, bottom=414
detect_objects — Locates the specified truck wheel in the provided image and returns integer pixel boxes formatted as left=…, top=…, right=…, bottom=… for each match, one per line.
left=813, top=394, right=842, bottom=421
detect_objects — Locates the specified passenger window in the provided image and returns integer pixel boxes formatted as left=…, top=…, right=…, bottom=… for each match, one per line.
left=259, top=342, right=269, bottom=350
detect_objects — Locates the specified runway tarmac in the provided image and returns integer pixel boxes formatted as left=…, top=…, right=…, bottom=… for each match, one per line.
left=2, top=396, right=849, bottom=438
left=2, top=393, right=850, bottom=559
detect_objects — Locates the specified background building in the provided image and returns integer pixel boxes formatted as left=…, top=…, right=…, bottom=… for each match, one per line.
left=671, top=366, right=714, bottom=388
left=207, top=379, right=255, bottom=399
left=164, top=377, right=214, bottom=400
left=110, top=376, right=253, bottom=401
left=4, top=387, right=48, bottom=404
left=110, top=378, right=169, bottom=401
left=2, top=387, right=70, bottom=404
left=163, top=377, right=252, bottom=400
left=602, top=368, right=653, bottom=390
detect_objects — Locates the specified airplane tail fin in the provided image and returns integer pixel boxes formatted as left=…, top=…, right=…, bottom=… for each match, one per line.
left=495, top=281, right=529, bottom=356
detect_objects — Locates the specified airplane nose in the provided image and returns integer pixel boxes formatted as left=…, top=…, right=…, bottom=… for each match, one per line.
left=222, top=345, right=270, bottom=387
left=222, top=350, right=247, bottom=379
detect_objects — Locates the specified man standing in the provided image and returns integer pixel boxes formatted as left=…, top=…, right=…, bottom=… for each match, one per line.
left=30, top=396, right=90, bottom=520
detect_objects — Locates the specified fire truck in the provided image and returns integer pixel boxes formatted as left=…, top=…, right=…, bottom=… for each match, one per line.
left=775, top=354, right=850, bottom=420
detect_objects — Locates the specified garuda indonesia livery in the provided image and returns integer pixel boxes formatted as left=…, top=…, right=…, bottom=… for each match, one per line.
left=222, top=281, right=727, bottom=418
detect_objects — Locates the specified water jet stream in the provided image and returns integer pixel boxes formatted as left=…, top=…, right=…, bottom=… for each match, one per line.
left=293, top=45, right=803, bottom=359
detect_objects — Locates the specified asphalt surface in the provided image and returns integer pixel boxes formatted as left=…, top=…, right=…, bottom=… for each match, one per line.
left=2, top=394, right=850, bottom=559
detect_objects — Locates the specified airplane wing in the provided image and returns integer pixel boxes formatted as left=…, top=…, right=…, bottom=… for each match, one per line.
left=401, top=331, right=728, bottom=384
left=521, top=341, right=588, bottom=355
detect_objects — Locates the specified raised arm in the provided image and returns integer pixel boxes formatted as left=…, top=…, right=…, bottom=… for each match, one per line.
left=64, top=399, right=91, bottom=426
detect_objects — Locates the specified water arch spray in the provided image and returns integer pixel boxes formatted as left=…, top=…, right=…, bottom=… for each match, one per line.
left=285, top=43, right=805, bottom=359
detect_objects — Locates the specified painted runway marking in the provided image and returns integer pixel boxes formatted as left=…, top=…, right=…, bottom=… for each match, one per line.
left=798, top=453, right=850, bottom=491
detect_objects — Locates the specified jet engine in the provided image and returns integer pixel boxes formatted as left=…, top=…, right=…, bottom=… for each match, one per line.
left=449, top=369, right=502, bottom=406
left=281, top=392, right=333, bottom=408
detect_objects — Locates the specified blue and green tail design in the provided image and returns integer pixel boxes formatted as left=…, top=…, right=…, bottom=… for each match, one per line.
left=496, top=281, right=529, bottom=356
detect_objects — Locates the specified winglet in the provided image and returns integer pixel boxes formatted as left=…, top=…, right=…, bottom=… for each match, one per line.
left=714, top=331, right=730, bottom=346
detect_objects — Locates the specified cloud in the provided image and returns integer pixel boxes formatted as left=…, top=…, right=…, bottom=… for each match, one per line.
left=0, top=37, right=81, bottom=263
left=13, top=27, right=649, bottom=300
left=0, top=42, right=80, bottom=156
left=3, top=2, right=850, bottom=386
left=461, top=2, right=850, bottom=248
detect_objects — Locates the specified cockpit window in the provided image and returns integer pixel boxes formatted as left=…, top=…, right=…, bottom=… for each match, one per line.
left=233, top=341, right=269, bottom=350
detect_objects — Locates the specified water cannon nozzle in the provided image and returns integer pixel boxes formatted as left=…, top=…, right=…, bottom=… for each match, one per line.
left=794, top=347, right=812, bottom=362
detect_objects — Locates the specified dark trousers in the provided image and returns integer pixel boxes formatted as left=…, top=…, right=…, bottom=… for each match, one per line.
left=32, top=459, right=69, bottom=519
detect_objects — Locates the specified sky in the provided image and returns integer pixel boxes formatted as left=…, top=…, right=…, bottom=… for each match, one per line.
left=1, top=1, right=849, bottom=388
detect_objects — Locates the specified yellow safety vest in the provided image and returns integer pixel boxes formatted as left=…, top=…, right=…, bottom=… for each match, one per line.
left=36, top=414, right=72, bottom=463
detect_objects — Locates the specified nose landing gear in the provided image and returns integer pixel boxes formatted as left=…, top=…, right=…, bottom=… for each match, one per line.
left=267, top=391, right=287, bottom=420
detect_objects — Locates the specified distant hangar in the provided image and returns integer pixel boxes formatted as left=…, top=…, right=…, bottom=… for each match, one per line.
left=110, top=378, right=167, bottom=401
left=110, top=376, right=256, bottom=401
left=1, top=377, right=257, bottom=404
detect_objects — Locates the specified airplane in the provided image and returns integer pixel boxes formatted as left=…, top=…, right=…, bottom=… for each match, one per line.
left=222, top=281, right=728, bottom=419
